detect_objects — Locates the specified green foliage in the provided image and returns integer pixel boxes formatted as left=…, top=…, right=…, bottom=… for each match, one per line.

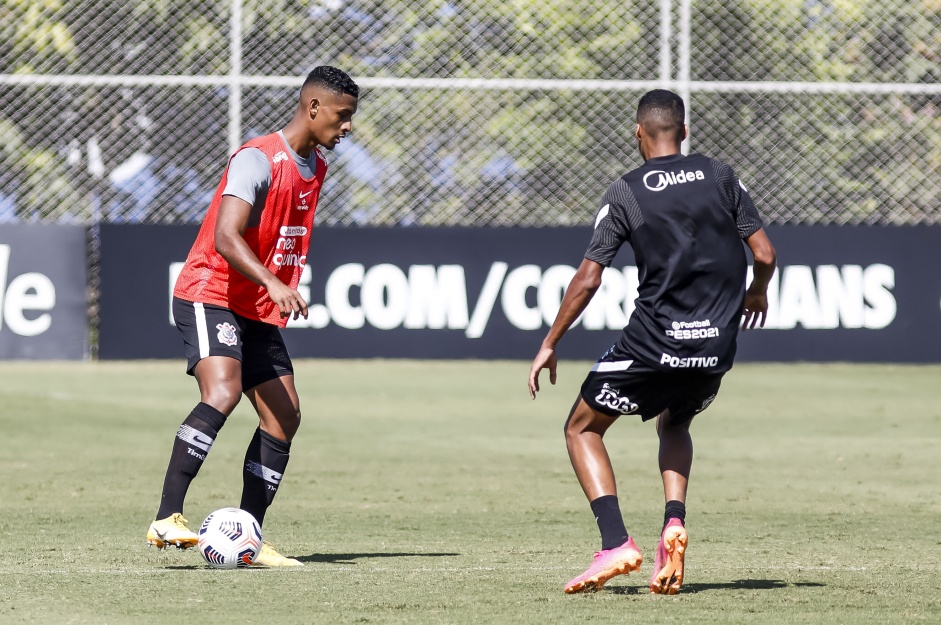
left=0, top=1, right=938, bottom=224
left=0, top=0, right=76, bottom=72
left=19, top=147, right=92, bottom=220
left=0, top=117, right=24, bottom=160
left=0, top=0, right=231, bottom=74
left=0, top=117, right=91, bottom=220
left=179, top=14, right=227, bottom=74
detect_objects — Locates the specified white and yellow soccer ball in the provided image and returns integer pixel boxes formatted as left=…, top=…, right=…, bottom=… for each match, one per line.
left=197, top=507, right=262, bottom=569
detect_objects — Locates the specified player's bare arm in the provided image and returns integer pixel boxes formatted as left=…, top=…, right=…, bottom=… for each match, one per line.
left=529, top=258, right=605, bottom=399
left=742, top=227, right=776, bottom=330
left=214, top=195, right=308, bottom=320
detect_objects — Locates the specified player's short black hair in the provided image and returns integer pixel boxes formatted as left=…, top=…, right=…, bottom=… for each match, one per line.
left=302, top=66, right=359, bottom=98
left=636, top=89, right=685, bottom=139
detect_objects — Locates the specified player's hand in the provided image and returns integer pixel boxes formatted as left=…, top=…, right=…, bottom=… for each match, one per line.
left=267, top=281, right=309, bottom=320
left=741, top=287, right=768, bottom=331
left=528, top=345, right=558, bottom=399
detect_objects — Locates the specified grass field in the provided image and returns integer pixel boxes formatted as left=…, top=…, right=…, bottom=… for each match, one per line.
left=1, top=360, right=939, bottom=624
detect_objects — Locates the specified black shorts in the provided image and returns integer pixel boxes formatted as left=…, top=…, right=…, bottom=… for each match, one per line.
left=172, top=297, right=293, bottom=391
left=580, top=353, right=723, bottom=423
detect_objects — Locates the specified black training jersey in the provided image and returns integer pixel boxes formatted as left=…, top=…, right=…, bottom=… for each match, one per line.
left=585, top=152, right=763, bottom=373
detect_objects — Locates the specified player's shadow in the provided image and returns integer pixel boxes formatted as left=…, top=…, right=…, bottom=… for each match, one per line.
left=162, top=552, right=460, bottom=569
left=164, top=565, right=271, bottom=571
left=605, top=579, right=825, bottom=595
left=298, top=552, right=460, bottom=564
left=164, top=552, right=461, bottom=571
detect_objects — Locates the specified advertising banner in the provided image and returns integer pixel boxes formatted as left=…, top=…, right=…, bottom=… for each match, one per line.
left=97, top=225, right=941, bottom=362
left=0, top=225, right=87, bottom=359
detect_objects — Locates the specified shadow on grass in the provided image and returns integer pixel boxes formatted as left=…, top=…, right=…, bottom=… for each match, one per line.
left=160, top=552, right=460, bottom=569
left=164, top=565, right=271, bottom=571
left=298, top=552, right=461, bottom=564
left=605, top=579, right=826, bottom=595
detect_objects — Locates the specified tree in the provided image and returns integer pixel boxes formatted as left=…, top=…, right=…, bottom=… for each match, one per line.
left=0, top=0, right=938, bottom=224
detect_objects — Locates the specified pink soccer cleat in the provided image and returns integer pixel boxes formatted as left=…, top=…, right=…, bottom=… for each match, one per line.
left=649, top=518, right=688, bottom=594
left=564, top=537, right=643, bottom=593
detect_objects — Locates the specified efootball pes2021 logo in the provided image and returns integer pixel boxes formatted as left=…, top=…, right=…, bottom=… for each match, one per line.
left=595, top=383, right=639, bottom=415
left=666, top=319, right=720, bottom=340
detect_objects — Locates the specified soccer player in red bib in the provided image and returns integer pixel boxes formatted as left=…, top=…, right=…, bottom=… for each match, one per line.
left=529, top=90, right=776, bottom=593
left=146, top=67, right=359, bottom=566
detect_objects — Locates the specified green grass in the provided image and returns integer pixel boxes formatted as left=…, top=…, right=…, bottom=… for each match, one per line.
left=0, top=360, right=939, bottom=624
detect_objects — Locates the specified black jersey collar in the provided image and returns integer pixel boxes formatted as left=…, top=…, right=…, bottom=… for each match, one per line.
left=644, top=153, right=687, bottom=165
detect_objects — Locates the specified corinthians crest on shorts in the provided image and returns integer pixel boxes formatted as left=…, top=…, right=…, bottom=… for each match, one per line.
left=216, top=322, right=238, bottom=347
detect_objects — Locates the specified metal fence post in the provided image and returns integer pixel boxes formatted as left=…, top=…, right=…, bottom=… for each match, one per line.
left=228, top=0, right=243, bottom=156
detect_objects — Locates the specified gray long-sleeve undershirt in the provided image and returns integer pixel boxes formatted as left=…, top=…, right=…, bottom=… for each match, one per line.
left=221, top=130, right=319, bottom=211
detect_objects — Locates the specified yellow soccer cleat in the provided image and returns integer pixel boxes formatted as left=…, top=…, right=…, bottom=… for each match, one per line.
left=250, top=541, right=304, bottom=567
left=147, top=513, right=198, bottom=550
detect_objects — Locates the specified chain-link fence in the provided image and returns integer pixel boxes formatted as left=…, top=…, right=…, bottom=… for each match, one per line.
left=1, top=0, right=939, bottom=226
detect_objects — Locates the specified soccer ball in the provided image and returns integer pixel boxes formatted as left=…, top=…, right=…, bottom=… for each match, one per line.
left=197, top=507, right=262, bottom=569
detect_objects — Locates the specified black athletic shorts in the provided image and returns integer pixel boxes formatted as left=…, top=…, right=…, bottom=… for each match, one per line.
left=172, top=297, right=293, bottom=391
left=580, top=349, right=724, bottom=423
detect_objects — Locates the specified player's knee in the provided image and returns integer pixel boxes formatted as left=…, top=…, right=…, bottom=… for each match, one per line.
left=565, top=398, right=614, bottom=440
left=279, top=407, right=301, bottom=440
left=657, top=410, right=692, bottom=436
left=563, top=397, right=587, bottom=435
left=563, top=423, right=583, bottom=452
left=564, top=410, right=597, bottom=442
left=202, top=383, right=242, bottom=415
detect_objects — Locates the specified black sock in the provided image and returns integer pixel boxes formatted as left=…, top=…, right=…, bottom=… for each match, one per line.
left=590, top=495, right=629, bottom=551
left=664, top=500, right=686, bottom=528
left=156, top=403, right=227, bottom=519
left=240, top=428, right=291, bottom=528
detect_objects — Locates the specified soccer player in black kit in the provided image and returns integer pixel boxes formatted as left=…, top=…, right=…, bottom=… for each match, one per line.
left=528, top=89, right=776, bottom=594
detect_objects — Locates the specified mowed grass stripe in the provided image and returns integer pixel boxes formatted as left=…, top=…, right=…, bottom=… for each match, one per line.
left=0, top=360, right=939, bottom=624
left=0, top=564, right=916, bottom=574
